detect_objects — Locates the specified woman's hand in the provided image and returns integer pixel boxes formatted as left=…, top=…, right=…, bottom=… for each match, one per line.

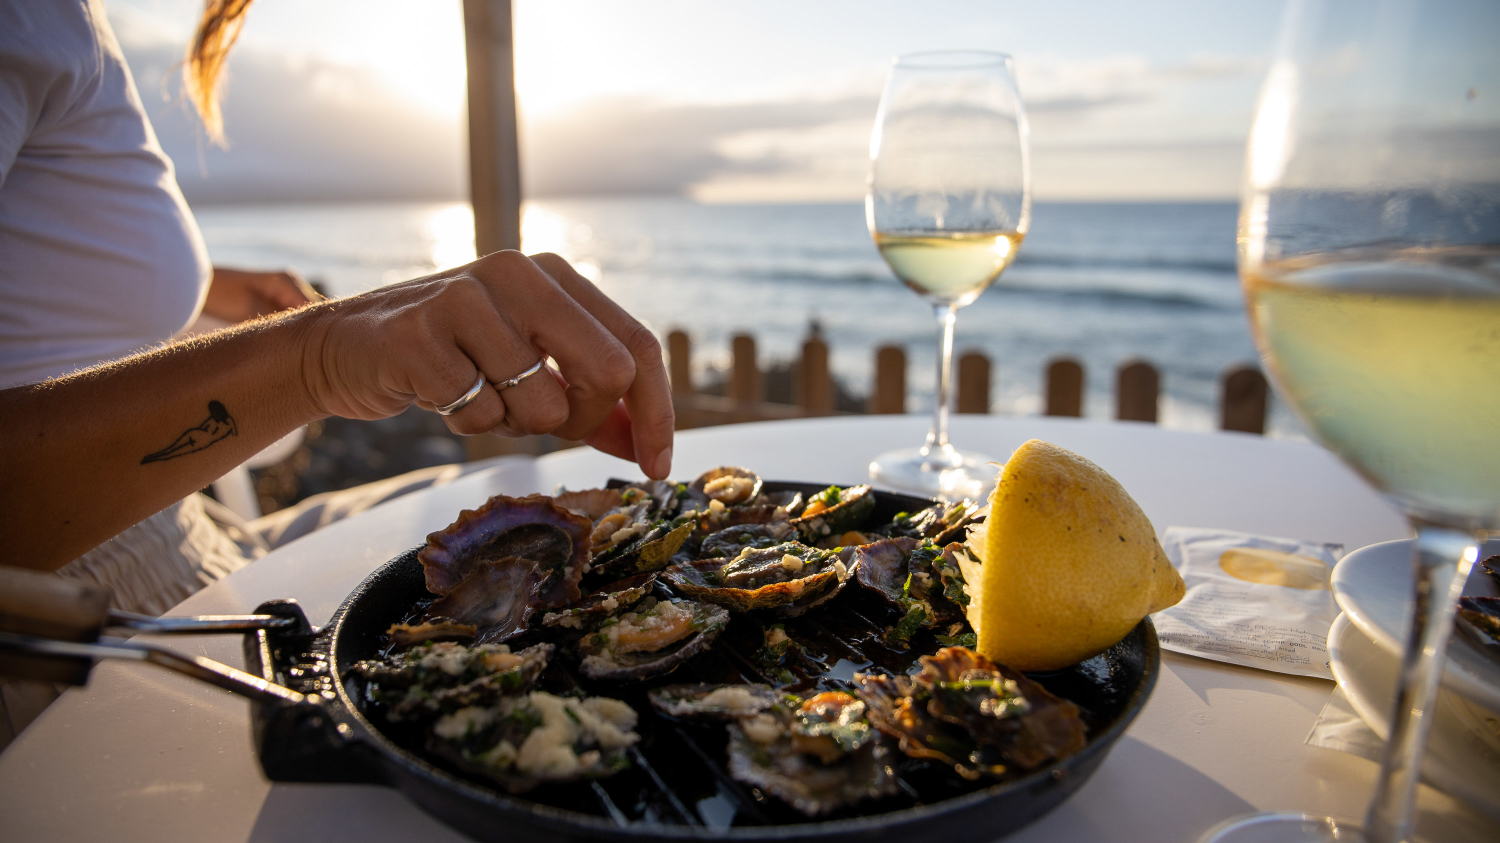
left=298, top=251, right=675, bottom=479
left=203, top=267, right=321, bottom=323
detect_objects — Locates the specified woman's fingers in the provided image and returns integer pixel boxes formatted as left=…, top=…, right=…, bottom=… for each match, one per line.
left=255, top=270, right=320, bottom=310
left=410, top=346, right=509, bottom=438
left=445, top=289, right=568, bottom=437
left=529, top=253, right=674, bottom=479
left=307, top=252, right=672, bottom=481
left=468, top=252, right=637, bottom=444
left=582, top=400, right=638, bottom=463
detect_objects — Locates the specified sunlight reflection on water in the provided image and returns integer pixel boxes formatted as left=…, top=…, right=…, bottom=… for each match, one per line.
left=523, top=205, right=602, bottom=282
left=426, top=204, right=477, bottom=269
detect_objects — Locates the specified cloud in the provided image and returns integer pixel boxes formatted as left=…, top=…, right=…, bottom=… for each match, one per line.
left=522, top=95, right=878, bottom=199
left=1016, top=52, right=1262, bottom=105
left=120, top=33, right=1262, bottom=204
left=1026, top=93, right=1151, bottom=114
left=124, top=43, right=466, bottom=203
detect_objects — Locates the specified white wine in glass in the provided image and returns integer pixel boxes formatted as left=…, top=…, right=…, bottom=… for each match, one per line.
left=1204, top=0, right=1500, bottom=841
left=867, top=51, right=1030, bottom=500
left=1245, top=249, right=1500, bottom=526
left=874, top=231, right=1024, bottom=304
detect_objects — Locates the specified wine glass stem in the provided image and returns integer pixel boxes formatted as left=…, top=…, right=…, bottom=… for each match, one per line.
left=924, top=302, right=959, bottom=456
left=1363, top=524, right=1479, bottom=843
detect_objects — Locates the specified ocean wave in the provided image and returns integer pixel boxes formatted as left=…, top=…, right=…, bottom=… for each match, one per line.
left=637, top=251, right=1240, bottom=283
left=636, top=262, right=1242, bottom=311
left=740, top=267, right=890, bottom=285
left=626, top=260, right=891, bottom=286
left=1013, top=253, right=1239, bottom=273
left=993, top=284, right=1240, bottom=311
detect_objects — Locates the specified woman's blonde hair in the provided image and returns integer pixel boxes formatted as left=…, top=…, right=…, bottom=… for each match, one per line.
left=184, top=0, right=257, bottom=144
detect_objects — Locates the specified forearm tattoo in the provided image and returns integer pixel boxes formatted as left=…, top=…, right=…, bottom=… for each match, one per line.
left=141, top=400, right=239, bottom=464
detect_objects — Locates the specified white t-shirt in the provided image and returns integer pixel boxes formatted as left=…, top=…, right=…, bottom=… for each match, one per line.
left=0, top=0, right=211, bottom=388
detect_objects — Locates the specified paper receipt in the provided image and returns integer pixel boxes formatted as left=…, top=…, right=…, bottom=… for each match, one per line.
left=1153, top=527, right=1343, bottom=680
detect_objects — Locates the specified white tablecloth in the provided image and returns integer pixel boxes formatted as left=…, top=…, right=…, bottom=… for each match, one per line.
left=2, top=416, right=1495, bottom=842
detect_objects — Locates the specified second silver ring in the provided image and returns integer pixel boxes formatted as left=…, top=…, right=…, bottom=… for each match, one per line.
left=492, top=359, right=546, bottom=391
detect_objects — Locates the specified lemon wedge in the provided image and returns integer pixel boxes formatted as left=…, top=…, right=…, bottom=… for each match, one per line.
left=965, top=439, right=1184, bottom=671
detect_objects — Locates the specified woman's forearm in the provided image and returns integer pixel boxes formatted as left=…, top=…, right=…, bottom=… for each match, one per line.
left=0, top=251, right=675, bottom=573
left=0, top=309, right=324, bottom=571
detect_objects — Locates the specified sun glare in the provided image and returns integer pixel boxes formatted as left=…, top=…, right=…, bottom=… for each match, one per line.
left=427, top=204, right=478, bottom=270
left=258, top=0, right=469, bottom=118
left=522, top=205, right=602, bottom=282
left=520, top=205, right=571, bottom=255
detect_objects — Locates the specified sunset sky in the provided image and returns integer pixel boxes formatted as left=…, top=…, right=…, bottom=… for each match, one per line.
left=110, top=0, right=1288, bottom=203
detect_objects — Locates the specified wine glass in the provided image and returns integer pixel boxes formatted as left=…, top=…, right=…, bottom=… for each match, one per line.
left=866, top=51, right=1030, bottom=500
left=1204, top=0, right=1500, bottom=841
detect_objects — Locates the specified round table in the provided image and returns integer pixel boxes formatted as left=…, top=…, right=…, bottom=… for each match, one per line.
left=2, top=416, right=1495, bottom=842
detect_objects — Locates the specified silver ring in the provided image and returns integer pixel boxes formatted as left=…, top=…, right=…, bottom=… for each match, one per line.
left=492, top=359, right=545, bottom=391
left=435, top=374, right=486, bottom=416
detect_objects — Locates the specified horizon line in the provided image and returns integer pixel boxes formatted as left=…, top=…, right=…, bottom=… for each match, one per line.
left=185, top=192, right=1242, bottom=208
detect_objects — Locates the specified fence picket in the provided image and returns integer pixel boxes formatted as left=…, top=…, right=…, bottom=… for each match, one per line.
left=956, top=351, right=991, bottom=414
left=1220, top=366, right=1269, bottom=434
left=871, top=346, right=906, bottom=415
left=798, top=334, right=834, bottom=415
left=730, top=334, right=761, bottom=403
left=667, top=330, right=692, bottom=395
left=655, top=332, right=1266, bottom=435
left=1045, top=358, right=1084, bottom=417
left=1116, top=360, right=1160, bottom=423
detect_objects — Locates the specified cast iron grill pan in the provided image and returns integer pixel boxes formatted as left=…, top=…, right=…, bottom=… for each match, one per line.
left=247, top=482, right=1160, bottom=843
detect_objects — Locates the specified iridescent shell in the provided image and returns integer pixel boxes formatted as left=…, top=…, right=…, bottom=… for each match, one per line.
left=647, top=683, right=779, bottom=720
left=424, top=556, right=545, bottom=644
left=725, top=691, right=898, bottom=816
left=661, top=542, right=853, bottom=616
left=883, top=499, right=983, bottom=547
left=540, top=572, right=657, bottom=630
left=418, top=494, right=591, bottom=606
left=853, top=670, right=989, bottom=777
left=555, top=486, right=678, bottom=568
left=577, top=597, right=729, bottom=681
left=754, top=489, right=805, bottom=513
left=426, top=690, right=639, bottom=793
left=385, top=618, right=477, bottom=649
left=850, top=537, right=922, bottom=606
left=553, top=487, right=627, bottom=522
left=916, top=646, right=1086, bottom=769
left=350, top=641, right=554, bottom=722
left=688, top=466, right=763, bottom=507
left=624, top=479, right=685, bottom=514
left=855, top=646, right=1087, bottom=779
left=590, top=516, right=696, bottom=579
left=791, top=484, right=876, bottom=542
left=698, top=521, right=796, bottom=559
left=853, top=538, right=971, bottom=645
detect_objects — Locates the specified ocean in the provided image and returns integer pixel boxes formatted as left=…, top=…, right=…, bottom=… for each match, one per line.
left=192, top=197, right=1302, bottom=438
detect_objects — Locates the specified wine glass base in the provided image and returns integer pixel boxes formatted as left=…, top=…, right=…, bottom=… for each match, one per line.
left=1197, top=812, right=1367, bottom=842
left=868, top=445, right=996, bottom=501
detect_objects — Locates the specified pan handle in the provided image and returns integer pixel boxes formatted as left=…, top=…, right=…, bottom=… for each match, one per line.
left=0, top=631, right=306, bottom=704
left=107, top=608, right=302, bottom=635
left=240, top=600, right=384, bottom=785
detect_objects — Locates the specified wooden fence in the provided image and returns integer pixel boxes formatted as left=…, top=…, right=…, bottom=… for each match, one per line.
left=666, top=328, right=1270, bottom=435
left=464, top=327, right=1270, bottom=461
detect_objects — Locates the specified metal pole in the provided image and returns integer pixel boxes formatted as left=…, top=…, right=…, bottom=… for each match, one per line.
left=462, top=0, right=523, bottom=256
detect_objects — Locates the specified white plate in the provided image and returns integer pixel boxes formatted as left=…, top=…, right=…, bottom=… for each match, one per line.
left=1327, top=612, right=1500, bottom=821
left=1331, top=538, right=1500, bottom=710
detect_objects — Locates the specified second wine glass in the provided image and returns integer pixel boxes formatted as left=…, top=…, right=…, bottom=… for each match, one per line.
left=867, top=50, right=1030, bottom=500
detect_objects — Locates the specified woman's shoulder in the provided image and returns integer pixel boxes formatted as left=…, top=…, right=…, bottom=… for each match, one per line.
left=0, top=0, right=112, bottom=153
left=0, top=0, right=106, bottom=90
